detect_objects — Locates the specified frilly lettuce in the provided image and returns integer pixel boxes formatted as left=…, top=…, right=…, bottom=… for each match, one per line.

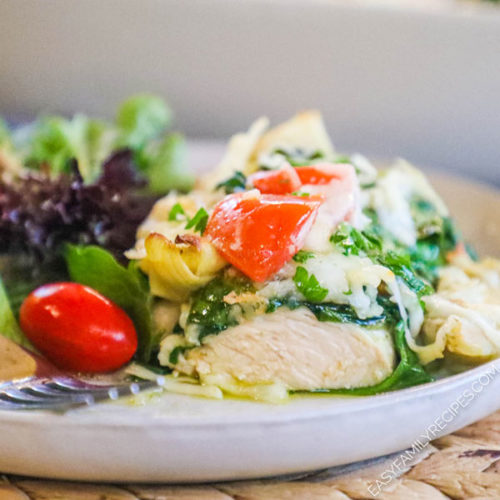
left=8, top=94, right=193, bottom=191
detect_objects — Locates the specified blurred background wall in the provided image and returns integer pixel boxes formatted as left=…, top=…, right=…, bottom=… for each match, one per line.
left=1, top=0, right=499, bottom=183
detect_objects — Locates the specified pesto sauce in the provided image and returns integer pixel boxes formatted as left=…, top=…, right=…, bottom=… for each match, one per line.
left=186, top=275, right=253, bottom=341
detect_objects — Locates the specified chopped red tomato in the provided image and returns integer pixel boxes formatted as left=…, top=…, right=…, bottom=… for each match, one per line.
left=20, top=283, right=138, bottom=373
left=248, top=163, right=350, bottom=196
left=294, top=163, right=345, bottom=185
left=248, top=167, right=301, bottom=195
left=205, top=192, right=322, bottom=282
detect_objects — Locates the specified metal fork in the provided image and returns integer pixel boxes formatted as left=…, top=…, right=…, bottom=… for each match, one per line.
left=0, top=376, right=161, bottom=411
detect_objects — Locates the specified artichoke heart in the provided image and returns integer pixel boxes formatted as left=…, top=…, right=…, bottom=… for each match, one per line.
left=140, top=232, right=227, bottom=302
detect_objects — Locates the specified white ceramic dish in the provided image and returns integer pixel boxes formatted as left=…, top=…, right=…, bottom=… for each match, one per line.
left=0, top=360, right=499, bottom=483
left=0, top=150, right=499, bottom=483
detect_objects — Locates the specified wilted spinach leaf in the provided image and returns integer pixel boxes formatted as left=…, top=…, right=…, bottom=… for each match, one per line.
left=187, top=275, right=252, bottom=341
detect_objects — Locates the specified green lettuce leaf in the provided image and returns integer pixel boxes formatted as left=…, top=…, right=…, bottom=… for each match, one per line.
left=115, top=94, right=172, bottom=150
left=0, top=276, right=32, bottom=349
left=18, top=93, right=192, bottom=192
left=64, top=244, right=155, bottom=362
left=26, top=115, right=115, bottom=183
left=142, top=133, right=194, bottom=193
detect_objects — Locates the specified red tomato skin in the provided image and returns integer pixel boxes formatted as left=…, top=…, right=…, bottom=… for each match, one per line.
left=248, top=167, right=301, bottom=194
left=205, top=193, right=322, bottom=282
left=294, top=163, right=345, bottom=185
left=19, top=283, right=138, bottom=373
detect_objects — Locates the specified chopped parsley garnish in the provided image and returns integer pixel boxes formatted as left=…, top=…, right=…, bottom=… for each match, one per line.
left=272, top=146, right=324, bottom=166
left=259, top=147, right=325, bottom=170
left=292, top=250, right=315, bottom=263
left=333, top=155, right=352, bottom=164
left=330, top=223, right=382, bottom=257
left=216, top=171, right=247, bottom=194
left=168, top=202, right=187, bottom=221
left=293, top=266, right=328, bottom=302
left=331, top=222, right=434, bottom=298
left=185, top=207, right=209, bottom=235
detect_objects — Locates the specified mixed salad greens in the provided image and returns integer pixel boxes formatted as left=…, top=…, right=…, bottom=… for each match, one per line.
left=0, top=95, right=192, bottom=363
left=0, top=94, right=192, bottom=261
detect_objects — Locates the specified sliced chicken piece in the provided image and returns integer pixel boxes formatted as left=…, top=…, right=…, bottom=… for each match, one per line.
left=183, top=307, right=395, bottom=391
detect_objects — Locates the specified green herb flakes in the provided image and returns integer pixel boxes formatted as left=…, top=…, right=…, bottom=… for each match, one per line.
left=168, top=202, right=187, bottom=222
left=185, top=208, right=209, bottom=235
left=292, top=250, right=315, bottom=263
left=293, top=266, right=328, bottom=302
left=216, top=171, right=247, bottom=194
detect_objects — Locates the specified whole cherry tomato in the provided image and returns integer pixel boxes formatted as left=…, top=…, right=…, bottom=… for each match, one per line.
left=20, top=283, right=138, bottom=373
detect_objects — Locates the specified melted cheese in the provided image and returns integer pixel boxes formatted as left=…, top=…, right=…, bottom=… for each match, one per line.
left=258, top=252, right=396, bottom=319
left=365, top=160, right=448, bottom=246
left=302, top=163, right=367, bottom=252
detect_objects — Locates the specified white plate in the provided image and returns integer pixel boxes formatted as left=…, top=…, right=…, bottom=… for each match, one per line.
left=1, top=361, right=500, bottom=483
left=0, top=164, right=499, bottom=482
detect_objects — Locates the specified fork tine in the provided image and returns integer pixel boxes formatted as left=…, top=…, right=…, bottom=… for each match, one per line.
left=0, top=387, right=60, bottom=403
left=0, top=399, right=58, bottom=410
left=0, top=386, right=93, bottom=405
left=0, top=376, right=158, bottom=411
left=0, top=396, right=94, bottom=411
left=48, top=377, right=123, bottom=392
left=22, top=385, right=77, bottom=398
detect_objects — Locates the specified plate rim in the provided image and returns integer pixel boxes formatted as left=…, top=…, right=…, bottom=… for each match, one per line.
left=1, top=357, right=499, bottom=428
